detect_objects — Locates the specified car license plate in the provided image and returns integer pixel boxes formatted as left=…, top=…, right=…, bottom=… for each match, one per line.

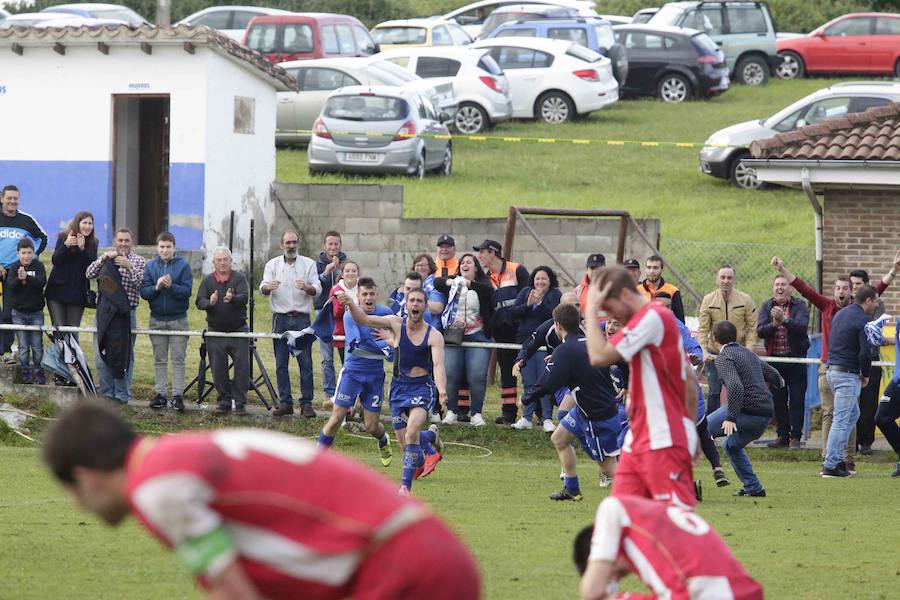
left=344, top=152, right=379, bottom=163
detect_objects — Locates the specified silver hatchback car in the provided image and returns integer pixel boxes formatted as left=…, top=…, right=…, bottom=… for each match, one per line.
left=308, top=86, right=453, bottom=178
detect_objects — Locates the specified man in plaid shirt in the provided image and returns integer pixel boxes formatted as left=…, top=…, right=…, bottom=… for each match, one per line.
left=86, top=228, right=146, bottom=403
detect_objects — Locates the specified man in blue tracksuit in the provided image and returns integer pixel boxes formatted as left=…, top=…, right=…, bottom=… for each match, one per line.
left=0, top=185, right=48, bottom=361
left=139, top=232, right=193, bottom=411
left=521, top=303, right=620, bottom=502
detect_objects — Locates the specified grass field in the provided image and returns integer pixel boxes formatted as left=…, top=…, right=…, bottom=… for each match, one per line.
left=2, top=404, right=899, bottom=600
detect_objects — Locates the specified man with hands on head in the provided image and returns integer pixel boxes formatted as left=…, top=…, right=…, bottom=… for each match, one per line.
left=343, top=287, right=448, bottom=495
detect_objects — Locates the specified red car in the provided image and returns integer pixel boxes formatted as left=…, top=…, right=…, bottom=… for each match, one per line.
left=776, top=13, right=900, bottom=79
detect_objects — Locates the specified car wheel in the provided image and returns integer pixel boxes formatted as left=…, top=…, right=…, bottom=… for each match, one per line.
left=435, top=144, right=453, bottom=176
left=454, top=103, right=489, bottom=135
left=537, top=92, right=574, bottom=124
left=411, top=151, right=426, bottom=180
left=729, top=152, right=763, bottom=190
left=776, top=51, right=805, bottom=79
left=657, top=74, right=691, bottom=103
left=736, top=56, right=769, bottom=86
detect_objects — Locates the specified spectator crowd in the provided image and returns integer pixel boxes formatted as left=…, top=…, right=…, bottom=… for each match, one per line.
left=2, top=181, right=899, bottom=480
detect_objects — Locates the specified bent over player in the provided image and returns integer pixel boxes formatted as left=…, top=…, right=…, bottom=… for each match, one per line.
left=574, top=494, right=763, bottom=599
left=42, top=402, right=481, bottom=600
left=344, top=287, right=448, bottom=494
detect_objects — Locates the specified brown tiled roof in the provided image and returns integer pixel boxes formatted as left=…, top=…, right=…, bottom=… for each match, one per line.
left=750, top=102, right=900, bottom=161
left=0, top=24, right=298, bottom=91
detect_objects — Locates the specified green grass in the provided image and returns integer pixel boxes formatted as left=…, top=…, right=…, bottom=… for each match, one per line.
left=2, top=407, right=899, bottom=599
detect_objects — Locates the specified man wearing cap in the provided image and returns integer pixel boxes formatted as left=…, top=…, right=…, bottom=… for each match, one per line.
left=475, top=239, right=529, bottom=424
left=637, top=254, right=685, bottom=322
left=623, top=259, right=642, bottom=283
left=435, top=235, right=459, bottom=278
left=574, top=253, right=605, bottom=315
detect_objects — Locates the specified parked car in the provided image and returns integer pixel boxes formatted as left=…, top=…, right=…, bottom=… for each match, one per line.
left=776, top=13, right=900, bottom=80
left=470, top=37, right=617, bottom=123
left=0, top=12, right=79, bottom=28
left=365, top=57, right=459, bottom=118
left=612, top=24, right=728, bottom=103
left=437, top=0, right=597, bottom=39
left=371, top=18, right=472, bottom=50
left=378, top=46, right=513, bottom=134
left=488, top=17, right=628, bottom=84
left=699, top=81, right=900, bottom=189
left=244, top=13, right=378, bottom=64
left=631, top=8, right=658, bottom=24
left=308, top=86, right=453, bottom=178
left=40, top=3, right=147, bottom=26
left=177, top=6, right=292, bottom=42
left=648, top=1, right=781, bottom=86
left=276, top=58, right=409, bottom=144
left=479, top=4, right=580, bottom=39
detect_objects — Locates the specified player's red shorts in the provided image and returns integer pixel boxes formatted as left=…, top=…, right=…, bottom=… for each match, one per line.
left=612, top=447, right=696, bottom=509
left=352, top=516, right=481, bottom=599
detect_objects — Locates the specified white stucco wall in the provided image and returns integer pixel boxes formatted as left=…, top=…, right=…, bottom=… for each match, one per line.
left=202, top=51, right=278, bottom=271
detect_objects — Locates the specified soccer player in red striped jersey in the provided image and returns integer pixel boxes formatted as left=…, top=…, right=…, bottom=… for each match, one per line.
left=574, top=494, right=764, bottom=599
left=584, top=267, right=700, bottom=509
left=42, top=402, right=481, bottom=600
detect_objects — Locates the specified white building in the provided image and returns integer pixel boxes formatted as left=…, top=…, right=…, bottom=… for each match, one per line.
left=0, top=25, right=296, bottom=265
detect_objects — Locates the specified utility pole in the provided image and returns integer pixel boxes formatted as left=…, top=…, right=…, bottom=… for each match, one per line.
left=156, top=0, right=171, bottom=26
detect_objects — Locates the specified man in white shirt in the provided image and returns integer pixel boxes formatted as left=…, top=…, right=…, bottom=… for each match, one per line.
left=260, top=231, right=322, bottom=417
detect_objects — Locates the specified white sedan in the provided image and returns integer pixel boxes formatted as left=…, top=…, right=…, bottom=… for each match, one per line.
left=377, top=46, right=513, bottom=134
left=470, top=37, right=617, bottom=123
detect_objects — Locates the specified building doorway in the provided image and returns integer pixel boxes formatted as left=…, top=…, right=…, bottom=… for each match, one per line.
left=112, top=95, right=170, bottom=245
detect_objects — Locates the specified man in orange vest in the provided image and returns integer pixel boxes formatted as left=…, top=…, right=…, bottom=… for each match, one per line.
left=574, top=253, right=606, bottom=316
left=637, top=254, right=685, bottom=323
left=434, top=234, right=459, bottom=278
left=475, top=239, right=529, bottom=425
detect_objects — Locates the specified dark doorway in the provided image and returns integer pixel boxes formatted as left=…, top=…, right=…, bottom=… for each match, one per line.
left=112, top=95, right=170, bottom=245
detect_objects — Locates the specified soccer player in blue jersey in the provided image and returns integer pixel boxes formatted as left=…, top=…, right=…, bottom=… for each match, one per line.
left=318, top=278, right=394, bottom=466
left=342, top=287, right=448, bottom=495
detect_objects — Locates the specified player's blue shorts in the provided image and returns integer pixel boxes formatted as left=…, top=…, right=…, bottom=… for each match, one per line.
left=561, top=408, right=621, bottom=462
left=389, top=375, right=436, bottom=430
left=616, top=402, right=629, bottom=449
left=334, top=369, right=385, bottom=413
left=554, top=387, right=571, bottom=406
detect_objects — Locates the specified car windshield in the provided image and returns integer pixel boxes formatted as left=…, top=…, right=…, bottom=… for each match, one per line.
left=649, top=4, right=684, bottom=26
left=325, top=95, right=409, bottom=121
left=369, top=59, right=419, bottom=82
left=565, top=44, right=604, bottom=63
left=372, top=26, right=428, bottom=45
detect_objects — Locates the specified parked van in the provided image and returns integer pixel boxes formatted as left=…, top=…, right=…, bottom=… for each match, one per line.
left=244, top=13, right=378, bottom=64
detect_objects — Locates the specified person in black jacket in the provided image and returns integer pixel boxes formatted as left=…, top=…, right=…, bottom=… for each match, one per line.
left=315, top=230, right=348, bottom=401
left=45, top=211, right=98, bottom=346
left=195, top=247, right=250, bottom=415
left=522, top=303, right=621, bottom=502
left=508, top=266, right=562, bottom=431
left=757, top=274, right=810, bottom=448
left=6, top=238, right=47, bottom=384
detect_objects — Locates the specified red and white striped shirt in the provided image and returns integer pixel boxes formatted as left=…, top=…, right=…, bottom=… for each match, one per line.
left=125, top=429, right=427, bottom=600
left=610, top=303, right=694, bottom=453
left=589, top=495, right=764, bottom=600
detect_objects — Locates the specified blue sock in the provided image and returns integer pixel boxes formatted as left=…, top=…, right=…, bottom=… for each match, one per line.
left=564, top=475, right=580, bottom=493
left=558, top=409, right=568, bottom=423
left=419, top=430, right=436, bottom=455
left=378, top=433, right=389, bottom=448
left=317, top=432, right=335, bottom=448
left=401, top=444, right=421, bottom=489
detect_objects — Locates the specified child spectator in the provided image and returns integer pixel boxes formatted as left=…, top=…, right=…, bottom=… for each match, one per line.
left=6, top=238, right=46, bottom=384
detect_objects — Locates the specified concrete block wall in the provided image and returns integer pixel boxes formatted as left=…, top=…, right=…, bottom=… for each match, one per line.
left=271, top=183, right=661, bottom=292
left=824, top=189, right=899, bottom=312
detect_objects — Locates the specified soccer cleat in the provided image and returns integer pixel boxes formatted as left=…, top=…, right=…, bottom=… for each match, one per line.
left=171, top=396, right=185, bottom=412
left=429, top=424, right=445, bottom=454
left=470, top=413, right=486, bottom=427
left=713, top=467, right=731, bottom=487
left=542, top=419, right=556, bottom=433
left=734, top=488, right=766, bottom=497
left=442, top=411, right=458, bottom=425
left=822, top=465, right=854, bottom=478
left=512, top=417, right=533, bottom=430
left=150, top=394, right=167, bottom=409
left=420, top=452, right=443, bottom=478
left=379, top=439, right=393, bottom=467
left=891, top=462, right=900, bottom=478
left=549, top=488, right=583, bottom=502
left=694, top=480, right=703, bottom=502
left=598, top=473, right=613, bottom=488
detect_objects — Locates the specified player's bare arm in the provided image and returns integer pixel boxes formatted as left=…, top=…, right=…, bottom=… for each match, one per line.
left=341, top=291, right=400, bottom=334
left=579, top=560, right=616, bottom=600
left=685, top=367, right=699, bottom=423
left=429, top=329, right=449, bottom=408
left=584, top=282, right=624, bottom=367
